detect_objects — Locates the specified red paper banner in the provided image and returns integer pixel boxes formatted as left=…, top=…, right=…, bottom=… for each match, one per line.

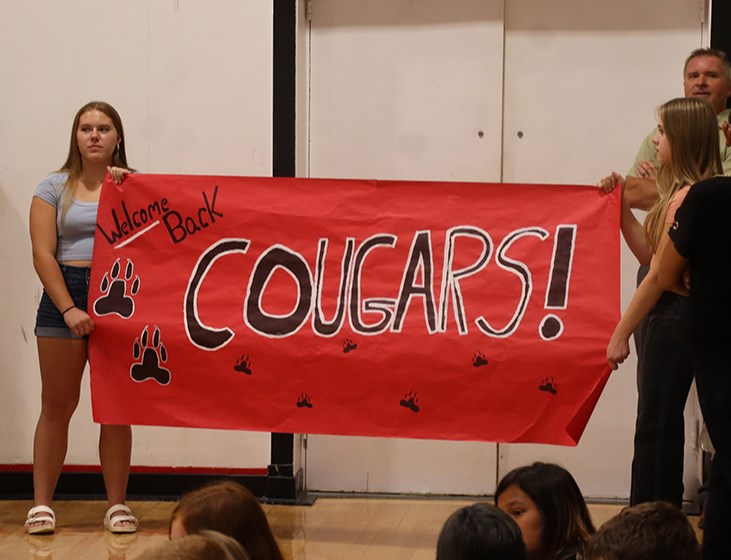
left=88, top=174, right=620, bottom=445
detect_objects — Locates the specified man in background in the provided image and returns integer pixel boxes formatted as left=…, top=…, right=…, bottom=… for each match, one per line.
left=610, top=48, right=731, bottom=210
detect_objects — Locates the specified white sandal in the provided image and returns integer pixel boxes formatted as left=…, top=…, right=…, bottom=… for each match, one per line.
left=103, top=504, right=139, bottom=534
left=25, top=505, right=55, bottom=535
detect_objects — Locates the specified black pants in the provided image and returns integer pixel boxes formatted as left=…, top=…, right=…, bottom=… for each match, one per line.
left=630, top=290, right=694, bottom=507
left=693, top=357, right=731, bottom=560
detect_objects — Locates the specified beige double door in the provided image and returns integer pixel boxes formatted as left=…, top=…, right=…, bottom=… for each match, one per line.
left=303, top=0, right=704, bottom=499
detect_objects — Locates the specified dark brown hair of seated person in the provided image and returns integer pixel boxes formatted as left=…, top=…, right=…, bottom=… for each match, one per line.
left=495, top=462, right=596, bottom=560
left=169, top=480, right=284, bottom=560
left=437, top=503, right=527, bottom=560
left=585, top=501, right=700, bottom=560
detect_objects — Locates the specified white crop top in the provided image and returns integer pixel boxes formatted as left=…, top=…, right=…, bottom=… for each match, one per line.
left=33, top=172, right=98, bottom=261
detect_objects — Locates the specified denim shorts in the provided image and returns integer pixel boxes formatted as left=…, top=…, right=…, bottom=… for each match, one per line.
left=34, top=265, right=91, bottom=339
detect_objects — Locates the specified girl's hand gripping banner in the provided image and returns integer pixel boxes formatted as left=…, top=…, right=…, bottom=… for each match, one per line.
left=89, top=175, right=620, bottom=445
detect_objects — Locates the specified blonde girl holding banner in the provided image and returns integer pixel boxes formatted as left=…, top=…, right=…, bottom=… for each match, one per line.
left=28, top=101, right=136, bottom=534
left=599, top=97, right=721, bottom=508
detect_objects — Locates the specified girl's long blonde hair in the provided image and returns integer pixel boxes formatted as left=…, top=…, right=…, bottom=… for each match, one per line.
left=644, top=97, right=721, bottom=250
left=58, top=101, right=129, bottom=220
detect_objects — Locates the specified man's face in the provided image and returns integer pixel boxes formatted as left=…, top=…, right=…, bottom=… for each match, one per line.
left=683, top=55, right=731, bottom=114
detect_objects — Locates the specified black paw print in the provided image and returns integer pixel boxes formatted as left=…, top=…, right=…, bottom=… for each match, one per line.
left=472, top=351, right=488, bottom=367
left=296, top=393, right=313, bottom=408
left=399, top=390, right=420, bottom=413
left=234, top=354, right=252, bottom=375
left=342, top=338, right=358, bottom=353
left=130, top=325, right=170, bottom=385
left=93, top=258, right=140, bottom=319
left=538, top=377, right=557, bottom=395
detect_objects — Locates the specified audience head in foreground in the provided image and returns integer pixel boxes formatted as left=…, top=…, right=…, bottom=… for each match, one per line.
left=437, top=503, right=527, bottom=560
left=135, top=530, right=250, bottom=560
left=496, top=462, right=596, bottom=560
left=586, top=501, right=700, bottom=560
left=169, top=480, right=284, bottom=560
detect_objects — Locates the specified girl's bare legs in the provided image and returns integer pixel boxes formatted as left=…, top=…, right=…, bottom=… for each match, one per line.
left=100, top=423, right=133, bottom=522
left=33, top=337, right=134, bottom=529
left=31, top=337, right=87, bottom=523
left=99, top=424, right=136, bottom=527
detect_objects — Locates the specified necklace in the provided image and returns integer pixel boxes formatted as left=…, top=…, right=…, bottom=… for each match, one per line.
left=79, top=176, right=103, bottom=190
